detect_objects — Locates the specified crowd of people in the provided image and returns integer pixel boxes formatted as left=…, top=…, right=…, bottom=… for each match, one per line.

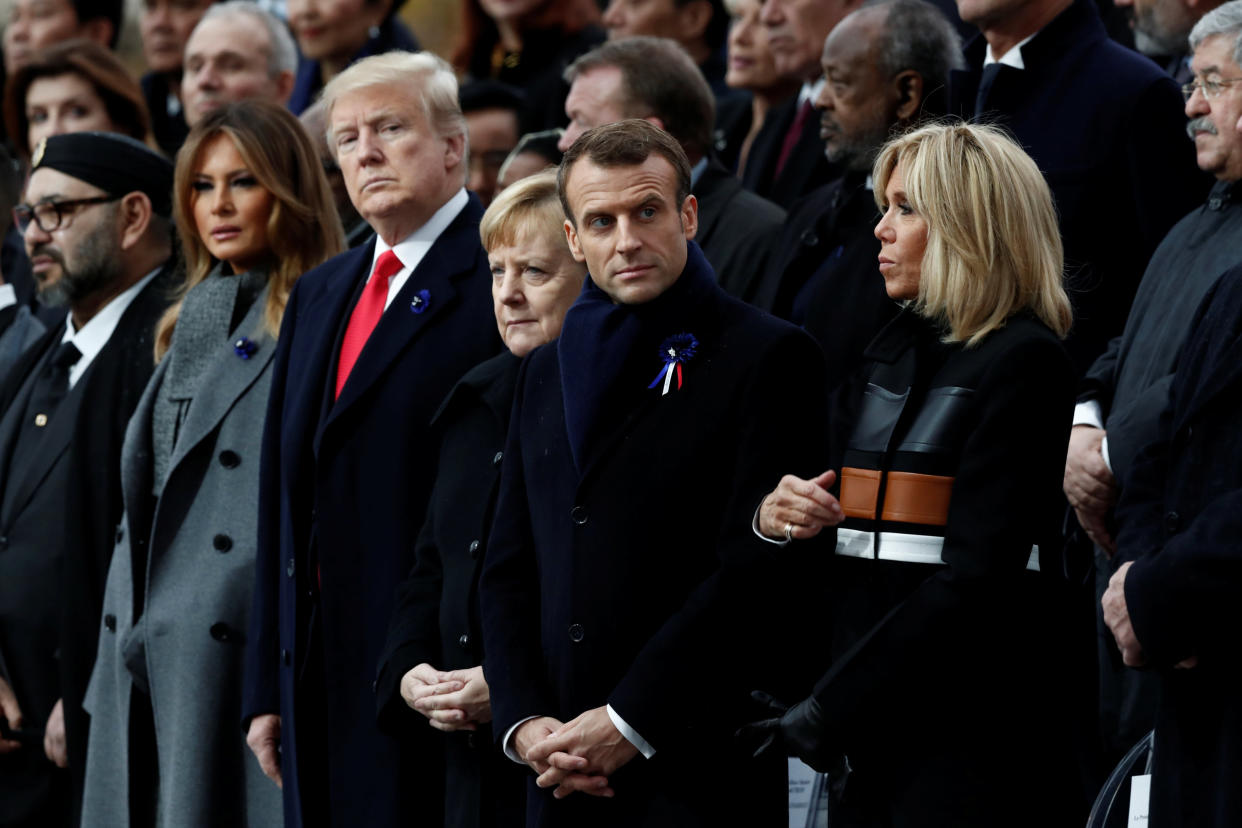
left=0, top=0, right=1236, bottom=827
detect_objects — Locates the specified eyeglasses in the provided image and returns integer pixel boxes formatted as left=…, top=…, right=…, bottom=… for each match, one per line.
left=12, top=195, right=121, bottom=234
left=1181, top=76, right=1242, bottom=101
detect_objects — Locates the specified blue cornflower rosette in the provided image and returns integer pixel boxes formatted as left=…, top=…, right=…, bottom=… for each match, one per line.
left=648, top=333, right=698, bottom=395
left=233, top=337, right=258, bottom=360
left=409, top=289, right=431, bottom=314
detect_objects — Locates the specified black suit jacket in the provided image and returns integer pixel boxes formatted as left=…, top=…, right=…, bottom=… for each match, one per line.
left=693, top=159, right=786, bottom=299
left=0, top=266, right=172, bottom=826
left=244, top=195, right=502, bottom=828
left=949, top=0, right=1209, bottom=374
left=376, top=351, right=525, bottom=828
left=1114, top=264, right=1242, bottom=828
left=479, top=262, right=830, bottom=827
left=740, top=94, right=835, bottom=209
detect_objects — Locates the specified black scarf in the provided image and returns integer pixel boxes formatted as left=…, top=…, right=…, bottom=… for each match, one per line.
left=557, top=241, right=719, bottom=472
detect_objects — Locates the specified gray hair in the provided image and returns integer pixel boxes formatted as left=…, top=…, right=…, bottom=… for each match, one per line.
left=197, top=1, right=298, bottom=79
left=564, top=37, right=715, bottom=160
left=871, top=0, right=965, bottom=87
left=1190, top=0, right=1242, bottom=62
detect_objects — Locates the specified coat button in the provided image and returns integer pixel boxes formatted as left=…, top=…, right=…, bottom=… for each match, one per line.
left=458, top=633, right=470, bottom=650
left=1165, top=511, right=1180, bottom=533
left=218, top=450, right=241, bottom=468
left=213, top=534, right=233, bottom=552
left=800, top=228, right=819, bottom=247
left=467, top=733, right=478, bottom=749
left=281, top=648, right=292, bottom=666
left=468, top=539, right=481, bottom=558
left=570, top=506, right=588, bottom=525
left=286, top=558, right=296, bottom=578
left=104, top=614, right=117, bottom=632
left=492, top=451, right=503, bottom=467
left=210, top=622, right=234, bottom=642
left=1210, top=196, right=1223, bottom=210
left=0, top=535, right=9, bottom=550
left=568, top=623, right=585, bottom=643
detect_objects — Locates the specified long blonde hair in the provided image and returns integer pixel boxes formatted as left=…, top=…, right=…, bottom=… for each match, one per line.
left=155, top=99, right=345, bottom=360
left=872, top=121, right=1072, bottom=346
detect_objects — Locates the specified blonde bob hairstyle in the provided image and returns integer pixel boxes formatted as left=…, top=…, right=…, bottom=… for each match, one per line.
left=155, top=99, right=345, bottom=361
left=479, top=169, right=566, bottom=253
left=872, top=121, right=1072, bottom=346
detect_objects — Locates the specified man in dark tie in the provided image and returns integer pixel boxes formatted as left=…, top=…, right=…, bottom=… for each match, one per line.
left=243, top=51, right=501, bottom=828
left=479, top=118, right=829, bottom=827
left=951, top=0, right=1208, bottom=374
left=742, top=0, right=862, bottom=207
left=0, top=132, right=175, bottom=827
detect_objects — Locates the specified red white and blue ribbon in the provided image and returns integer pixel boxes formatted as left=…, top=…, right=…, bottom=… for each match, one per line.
left=648, top=333, right=699, bottom=396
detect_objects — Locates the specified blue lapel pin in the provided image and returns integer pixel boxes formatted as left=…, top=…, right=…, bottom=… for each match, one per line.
left=233, top=337, right=258, bottom=360
left=409, top=289, right=431, bottom=314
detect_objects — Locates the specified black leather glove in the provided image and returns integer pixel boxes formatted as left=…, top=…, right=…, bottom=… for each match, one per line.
left=736, top=691, right=848, bottom=777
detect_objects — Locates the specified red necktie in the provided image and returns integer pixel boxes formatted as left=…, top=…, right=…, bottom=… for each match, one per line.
left=775, top=99, right=813, bottom=179
left=334, top=249, right=403, bottom=399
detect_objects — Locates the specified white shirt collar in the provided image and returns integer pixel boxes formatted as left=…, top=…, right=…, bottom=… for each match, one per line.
left=983, top=33, right=1037, bottom=70
left=799, top=78, right=825, bottom=107
left=61, top=267, right=160, bottom=388
left=0, top=284, right=16, bottom=312
left=369, top=188, right=469, bottom=309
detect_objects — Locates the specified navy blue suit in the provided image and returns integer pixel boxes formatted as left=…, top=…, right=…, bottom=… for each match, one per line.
left=949, top=0, right=1209, bottom=375
left=479, top=247, right=830, bottom=826
left=244, top=195, right=502, bottom=828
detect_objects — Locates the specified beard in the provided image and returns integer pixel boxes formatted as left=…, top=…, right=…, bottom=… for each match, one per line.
left=33, top=229, right=122, bottom=308
left=823, top=118, right=892, bottom=173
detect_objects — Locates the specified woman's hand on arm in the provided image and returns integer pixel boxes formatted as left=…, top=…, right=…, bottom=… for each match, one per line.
left=758, top=470, right=844, bottom=541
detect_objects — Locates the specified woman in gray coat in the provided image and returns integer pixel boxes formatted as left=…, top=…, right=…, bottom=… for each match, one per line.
left=80, top=100, right=344, bottom=828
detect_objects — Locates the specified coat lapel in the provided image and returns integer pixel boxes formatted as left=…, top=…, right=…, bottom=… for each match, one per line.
left=5, top=364, right=89, bottom=520
left=120, top=354, right=165, bottom=518
left=321, top=202, right=482, bottom=433
left=163, top=286, right=275, bottom=479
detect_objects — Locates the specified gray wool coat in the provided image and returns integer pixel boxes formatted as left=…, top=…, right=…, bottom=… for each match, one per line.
left=81, top=286, right=281, bottom=828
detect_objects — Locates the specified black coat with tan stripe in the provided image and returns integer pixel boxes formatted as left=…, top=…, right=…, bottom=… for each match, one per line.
left=810, top=308, right=1088, bottom=826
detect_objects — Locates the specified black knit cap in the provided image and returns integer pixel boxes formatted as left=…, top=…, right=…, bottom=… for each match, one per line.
left=30, top=132, right=173, bottom=217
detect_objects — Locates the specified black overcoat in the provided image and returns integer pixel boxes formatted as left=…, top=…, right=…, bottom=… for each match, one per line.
left=949, top=0, right=1210, bottom=374
left=740, top=94, right=835, bottom=209
left=376, top=351, right=525, bottom=828
left=242, top=196, right=502, bottom=828
left=479, top=257, right=831, bottom=827
left=1114, top=263, right=1242, bottom=828
left=806, top=311, right=1087, bottom=826
left=0, top=266, right=172, bottom=825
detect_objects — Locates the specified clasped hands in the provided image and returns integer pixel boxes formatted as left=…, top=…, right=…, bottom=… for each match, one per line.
left=401, top=663, right=492, bottom=732
left=759, top=470, right=844, bottom=541
left=513, top=706, right=639, bottom=800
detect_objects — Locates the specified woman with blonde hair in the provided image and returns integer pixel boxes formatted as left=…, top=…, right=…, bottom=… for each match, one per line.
left=376, top=169, right=585, bottom=828
left=745, top=122, right=1085, bottom=826
left=80, top=99, right=343, bottom=828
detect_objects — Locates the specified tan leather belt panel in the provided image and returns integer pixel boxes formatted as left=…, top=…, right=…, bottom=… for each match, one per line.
left=839, top=467, right=954, bottom=526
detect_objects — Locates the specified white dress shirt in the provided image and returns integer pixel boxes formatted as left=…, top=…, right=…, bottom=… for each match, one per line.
left=0, top=284, right=16, bottom=312
left=367, top=189, right=470, bottom=309
left=983, top=34, right=1037, bottom=70
left=1072, top=400, right=1113, bottom=473
left=61, top=268, right=160, bottom=388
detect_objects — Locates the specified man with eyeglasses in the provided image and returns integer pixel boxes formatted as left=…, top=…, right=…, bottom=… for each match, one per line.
left=1065, top=0, right=1242, bottom=780
left=0, top=131, right=175, bottom=827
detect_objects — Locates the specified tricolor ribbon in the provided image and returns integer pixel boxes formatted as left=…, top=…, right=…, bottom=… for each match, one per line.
left=647, top=333, right=698, bottom=396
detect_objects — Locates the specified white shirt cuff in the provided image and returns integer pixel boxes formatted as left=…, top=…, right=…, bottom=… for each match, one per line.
left=1100, top=434, right=1112, bottom=475
left=751, top=501, right=789, bottom=546
left=1072, top=400, right=1104, bottom=429
left=0, top=284, right=15, bottom=311
left=502, top=715, right=539, bottom=764
left=606, top=704, right=655, bottom=759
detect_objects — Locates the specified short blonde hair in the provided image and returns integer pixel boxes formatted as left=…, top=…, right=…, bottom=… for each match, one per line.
left=320, top=50, right=467, bottom=159
left=479, top=169, right=565, bottom=252
left=872, top=121, right=1072, bottom=346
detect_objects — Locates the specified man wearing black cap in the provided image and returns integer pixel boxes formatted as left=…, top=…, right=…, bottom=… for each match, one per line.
left=0, top=131, right=175, bottom=827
